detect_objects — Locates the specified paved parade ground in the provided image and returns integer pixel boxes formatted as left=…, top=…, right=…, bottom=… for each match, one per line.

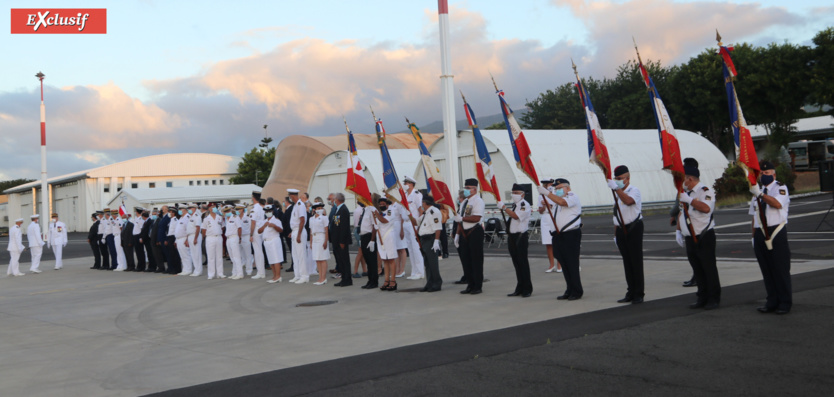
left=1, top=195, right=832, bottom=396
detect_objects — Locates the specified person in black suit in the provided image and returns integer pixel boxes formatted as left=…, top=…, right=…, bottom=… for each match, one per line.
left=88, top=213, right=102, bottom=269
left=132, top=208, right=147, bottom=272
left=281, top=197, right=294, bottom=272
left=155, top=206, right=171, bottom=273
left=330, top=193, right=353, bottom=287
left=121, top=214, right=136, bottom=271
left=98, top=211, right=110, bottom=270
left=452, top=191, right=467, bottom=285
left=140, top=211, right=155, bottom=272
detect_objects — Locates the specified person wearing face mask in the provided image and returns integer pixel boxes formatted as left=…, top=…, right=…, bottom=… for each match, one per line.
left=675, top=161, right=720, bottom=310
left=201, top=203, right=225, bottom=279
left=140, top=211, right=155, bottom=272
left=259, top=204, right=284, bottom=283
left=749, top=161, right=792, bottom=315
left=89, top=212, right=103, bottom=270
left=155, top=206, right=171, bottom=273
left=47, top=212, right=68, bottom=270
left=330, top=193, right=353, bottom=287
left=374, top=196, right=400, bottom=291
left=101, top=209, right=116, bottom=270
left=538, top=178, right=561, bottom=273
left=114, top=212, right=129, bottom=272
left=309, top=202, right=331, bottom=285
left=149, top=208, right=164, bottom=273
left=165, top=205, right=182, bottom=275
left=453, top=179, right=485, bottom=295
left=249, top=192, right=265, bottom=278
left=175, top=205, right=194, bottom=276
left=403, top=176, right=425, bottom=280
left=538, top=178, right=583, bottom=301
left=416, top=195, right=443, bottom=292
left=7, top=218, right=26, bottom=276
left=357, top=196, right=380, bottom=289
left=131, top=207, right=146, bottom=272
left=224, top=206, right=244, bottom=280
left=237, top=204, right=253, bottom=277
left=607, top=165, right=645, bottom=304
left=498, top=184, right=533, bottom=298
left=287, top=189, right=310, bottom=284
left=185, top=204, right=203, bottom=277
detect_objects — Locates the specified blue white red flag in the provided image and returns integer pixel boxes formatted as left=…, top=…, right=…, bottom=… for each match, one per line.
left=573, top=64, right=612, bottom=180
left=344, top=120, right=373, bottom=206
left=407, top=119, right=456, bottom=212
left=373, top=113, right=409, bottom=211
left=495, top=85, right=539, bottom=184
left=461, top=93, right=501, bottom=200
left=718, top=39, right=759, bottom=186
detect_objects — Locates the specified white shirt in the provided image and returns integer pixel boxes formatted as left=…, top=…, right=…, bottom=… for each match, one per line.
left=27, top=221, right=45, bottom=247
left=290, top=199, right=307, bottom=230
left=187, top=211, right=201, bottom=235
left=509, top=199, right=532, bottom=234
left=677, top=182, right=716, bottom=236
left=48, top=220, right=68, bottom=245
left=175, top=214, right=190, bottom=239
left=240, top=212, right=251, bottom=235
left=251, top=203, right=265, bottom=234
left=353, top=206, right=363, bottom=228
left=459, top=195, right=485, bottom=231
left=166, top=214, right=177, bottom=237
left=263, top=216, right=282, bottom=240
left=225, top=215, right=240, bottom=237
left=554, top=192, right=582, bottom=231
left=417, top=206, right=443, bottom=236
left=8, top=224, right=25, bottom=252
left=378, top=206, right=402, bottom=237
left=406, top=189, right=423, bottom=219
left=132, top=216, right=145, bottom=236
left=101, top=217, right=113, bottom=236
left=538, top=195, right=555, bottom=228
left=202, top=214, right=224, bottom=237
left=613, top=184, right=642, bottom=226
left=358, top=206, right=378, bottom=235
left=309, top=213, right=329, bottom=234
left=748, top=180, right=789, bottom=228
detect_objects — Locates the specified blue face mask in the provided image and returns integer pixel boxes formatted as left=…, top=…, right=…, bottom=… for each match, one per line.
left=212, top=208, right=219, bottom=214
left=760, top=174, right=774, bottom=186
left=615, top=180, right=625, bottom=189
left=225, top=213, right=231, bottom=218
left=187, top=209, right=193, bottom=215
left=463, top=188, right=471, bottom=197
left=554, top=188, right=566, bottom=197
left=151, top=215, right=158, bottom=220
left=178, top=210, right=183, bottom=216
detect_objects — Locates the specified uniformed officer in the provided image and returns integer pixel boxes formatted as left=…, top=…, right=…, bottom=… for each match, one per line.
left=175, top=205, right=193, bottom=276
left=27, top=214, right=45, bottom=274
left=499, top=184, right=533, bottom=297
left=88, top=212, right=103, bottom=270
left=676, top=161, right=721, bottom=310
left=186, top=203, right=203, bottom=277
left=358, top=197, right=380, bottom=289
left=47, top=212, right=68, bottom=270
left=131, top=207, right=146, bottom=272
left=453, top=178, right=485, bottom=295
left=403, top=176, right=425, bottom=280
left=749, top=161, right=792, bottom=314
left=224, top=205, right=243, bottom=280
left=416, top=195, right=443, bottom=292
left=100, top=209, right=113, bottom=270
left=7, top=218, right=26, bottom=276
left=538, top=178, right=583, bottom=301
left=201, top=204, right=225, bottom=279
left=288, top=189, right=310, bottom=284
left=538, top=177, right=561, bottom=273
left=608, top=165, right=645, bottom=304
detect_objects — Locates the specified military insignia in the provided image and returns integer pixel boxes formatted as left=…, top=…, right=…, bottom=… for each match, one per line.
left=705, top=196, right=712, bottom=201
left=57, top=227, right=62, bottom=232
left=702, top=186, right=709, bottom=191
left=386, top=210, right=392, bottom=216
left=779, top=189, right=786, bottom=195
left=520, top=203, right=526, bottom=210
left=465, top=206, right=472, bottom=216
left=434, top=218, right=439, bottom=223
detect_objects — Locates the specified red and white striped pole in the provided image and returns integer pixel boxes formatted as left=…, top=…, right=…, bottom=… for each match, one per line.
left=438, top=0, right=459, bottom=196
left=36, top=71, right=49, bottom=233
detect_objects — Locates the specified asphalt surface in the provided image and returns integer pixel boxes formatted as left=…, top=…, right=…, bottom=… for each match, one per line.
left=4, top=194, right=832, bottom=265
left=149, top=267, right=834, bottom=397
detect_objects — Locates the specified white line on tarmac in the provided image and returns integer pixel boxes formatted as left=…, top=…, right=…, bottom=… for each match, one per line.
left=712, top=210, right=831, bottom=230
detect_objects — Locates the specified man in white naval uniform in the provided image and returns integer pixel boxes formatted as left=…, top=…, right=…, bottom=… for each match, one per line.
left=27, top=214, right=46, bottom=273
left=403, top=176, right=425, bottom=280
left=288, top=189, right=310, bottom=284
left=186, top=204, right=203, bottom=277
left=47, top=212, right=68, bottom=270
left=7, top=218, right=26, bottom=276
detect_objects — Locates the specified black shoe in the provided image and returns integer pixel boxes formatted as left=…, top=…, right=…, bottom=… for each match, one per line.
left=507, top=292, right=521, bottom=297
left=689, top=302, right=706, bottom=309
left=460, top=289, right=472, bottom=294
left=556, top=294, right=570, bottom=300
left=286, top=266, right=293, bottom=272
left=631, top=297, right=644, bottom=304
left=442, top=254, right=449, bottom=259
left=365, top=284, right=378, bottom=289
left=90, top=266, right=100, bottom=270
left=454, top=280, right=467, bottom=285
left=682, top=279, right=697, bottom=287
left=567, top=295, right=581, bottom=301
left=521, top=293, right=532, bottom=298
left=469, top=290, right=482, bottom=295
left=775, top=308, right=790, bottom=315
left=757, top=306, right=776, bottom=313
left=334, top=282, right=351, bottom=287
left=704, top=302, right=719, bottom=310
left=361, top=283, right=370, bottom=289
left=420, top=287, right=429, bottom=292
left=428, top=288, right=441, bottom=292
left=617, top=295, right=633, bottom=303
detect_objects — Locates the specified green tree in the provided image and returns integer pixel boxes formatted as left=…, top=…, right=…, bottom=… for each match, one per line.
left=229, top=145, right=275, bottom=187
left=810, top=27, right=834, bottom=116
left=0, top=178, right=36, bottom=193
left=484, top=121, right=506, bottom=130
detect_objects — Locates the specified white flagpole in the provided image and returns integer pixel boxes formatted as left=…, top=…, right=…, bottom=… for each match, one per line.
left=36, top=72, right=49, bottom=235
left=438, top=0, right=459, bottom=197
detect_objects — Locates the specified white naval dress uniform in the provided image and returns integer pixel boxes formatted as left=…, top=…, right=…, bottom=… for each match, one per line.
left=252, top=206, right=267, bottom=276
left=27, top=220, right=46, bottom=272
left=377, top=207, right=401, bottom=261
left=262, top=215, right=284, bottom=265
left=175, top=214, right=194, bottom=275
left=225, top=214, right=243, bottom=278
left=114, top=217, right=128, bottom=271
left=239, top=212, right=253, bottom=275
left=47, top=220, right=68, bottom=269
left=187, top=211, right=203, bottom=276
left=539, top=195, right=556, bottom=245
left=202, top=213, right=225, bottom=279
left=309, top=213, right=330, bottom=261
left=7, top=224, right=26, bottom=276
left=290, top=200, right=310, bottom=281
left=404, top=189, right=425, bottom=277
left=392, top=203, right=409, bottom=250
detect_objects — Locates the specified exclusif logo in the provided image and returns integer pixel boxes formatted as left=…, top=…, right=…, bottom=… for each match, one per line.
left=10, top=8, right=107, bottom=34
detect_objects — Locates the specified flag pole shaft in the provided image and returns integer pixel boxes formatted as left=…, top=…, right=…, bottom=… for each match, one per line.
left=38, top=73, right=49, bottom=235
left=438, top=0, right=459, bottom=199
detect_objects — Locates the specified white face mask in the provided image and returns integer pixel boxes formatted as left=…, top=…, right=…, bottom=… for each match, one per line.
left=316, top=209, right=324, bottom=215
left=511, top=194, right=523, bottom=203
left=51, top=218, right=57, bottom=223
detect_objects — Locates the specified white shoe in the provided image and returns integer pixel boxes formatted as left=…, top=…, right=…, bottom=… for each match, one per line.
left=396, top=272, right=405, bottom=278
left=545, top=267, right=555, bottom=273
left=31, top=269, right=42, bottom=274
left=406, top=275, right=424, bottom=280
left=289, top=276, right=299, bottom=283
left=229, top=275, right=242, bottom=280
left=251, top=274, right=265, bottom=279
left=218, top=274, right=227, bottom=279
left=54, top=267, right=61, bottom=270
left=557, top=268, right=563, bottom=273
left=178, top=272, right=190, bottom=276
left=14, top=273, right=25, bottom=277
left=294, top=277, right=309, bottom=284
left=113, top=269, right=124, bottom=272
left=207, top=276, right=214, bottom=280
left=267, top=277, right=282, bottom=284
left=313, top=280, right=324, bottom=285
left=190, top=273, right=201, bottom=277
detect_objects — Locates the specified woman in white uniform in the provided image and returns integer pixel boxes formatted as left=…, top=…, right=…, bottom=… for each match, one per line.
left=309, top=202, right=330, bottom=285
left=392, top=201, right=409, bottom=278
left=539, top=178, right=562, bottom=273
left=259, top=204, right=284, bottom=283
left=374, top=196, right=401, bottom=291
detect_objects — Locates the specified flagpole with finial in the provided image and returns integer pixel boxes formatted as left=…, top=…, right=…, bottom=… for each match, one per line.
left=36, top=71, right=49, bottom=233
left=437, top=0, right=459, bottom=199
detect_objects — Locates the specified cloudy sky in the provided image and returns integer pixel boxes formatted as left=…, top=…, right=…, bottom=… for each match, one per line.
left=1, top=0, right=831, bottom=181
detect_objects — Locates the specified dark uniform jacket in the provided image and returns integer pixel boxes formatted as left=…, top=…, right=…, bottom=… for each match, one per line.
left=328, top=204, right=352, bottom=246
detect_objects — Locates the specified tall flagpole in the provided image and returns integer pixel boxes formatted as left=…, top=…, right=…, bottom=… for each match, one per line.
left=36, top=71, right=49, bottom=234
left=438, top=0, right=459, bottom=197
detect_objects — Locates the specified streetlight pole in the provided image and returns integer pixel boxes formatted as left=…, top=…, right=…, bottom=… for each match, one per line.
left=36, top=71, right=49, bottom=234
left=255, top=170, right=261, bottom=186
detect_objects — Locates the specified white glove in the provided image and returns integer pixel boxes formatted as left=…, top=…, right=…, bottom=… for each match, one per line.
left=675, top=230, right=685, bottom=248
left=749, top=184, right=761, bottom=197
left=101, top=238, right=105, bottom=244
left=537, top=186, right=549, bottom=196
left=432, top=239, right=440, bottom=252
left=453, top=214, right=462, bottom=223
left=613, top=237, right=617, bottom=247
left=496, top=201, right=505, bottom=209
left=751, top=237, right=754, bottom=248
left=367, top=241, right=375, bottom=252
left=454, top=234, right=459, bottom=248
left=607, top=179, right=619, bottom=190
left=679, top=193, right=693, bottom=205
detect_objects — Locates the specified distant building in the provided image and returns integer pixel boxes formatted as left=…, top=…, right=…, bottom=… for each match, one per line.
left=3, top=153, right=240, bottom=232
left=108, top=184, right=261, bottom=211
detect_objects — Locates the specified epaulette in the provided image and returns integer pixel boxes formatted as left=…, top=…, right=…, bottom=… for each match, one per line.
left=701, top=186, right=709, bottom=191
left=776, top=181, right=784, bottom=186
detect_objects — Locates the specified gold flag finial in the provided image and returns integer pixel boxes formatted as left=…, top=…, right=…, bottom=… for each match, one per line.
left=633, top=36, right=644, bottom=65
left=489, top=71, right=499, bottom=92
left=571, top=58, right=579, bottom=77
left=370, top=105, right=377, bottom=122
left=460, top=89, right=467, bottom=104
left=716, top=29, right=722, bottom=45
left=405, top=116, right=411, bottom=125
left=343, top=115, right=350, bottom=132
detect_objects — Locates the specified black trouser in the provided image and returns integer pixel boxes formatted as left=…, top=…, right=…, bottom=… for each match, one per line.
left=144, top=238, right=155, bottom=271
left=615, top=220, right=644, bottom=298
left=553, top=228, right=583, bottom=298
left=459, top=225, right=484, bottom=291
left=420, top=235, right=442, bottom=290
left=685, top=229, right=720, bottom=305
left=334, top=241, right=352, bottom=285
left=440, top=226, right=449, bottom=257
left=754, top=226, right=791, bottom=310
left=99, top=240, right=110, bottom=269
left=360, top=233, right=378, bottom=286
left=106, top=235, right=118, bottom=269
left=166, top=235, right=181, bottom=274
left=509, top=232, right=532, bottom=295
left=123, top=239, right=136, bottom=270
left=90, top=240, right=101, bottom=268
left=133, top=235, right=146, bottom=271
left=151, top=241, right=165, bottom=272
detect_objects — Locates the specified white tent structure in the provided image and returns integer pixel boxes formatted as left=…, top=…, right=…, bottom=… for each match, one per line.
left=107, top=184, right=261, bottom=211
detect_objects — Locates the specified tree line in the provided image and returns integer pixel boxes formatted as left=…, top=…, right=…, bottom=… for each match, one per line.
left=521, top=27, right=834, bottom=159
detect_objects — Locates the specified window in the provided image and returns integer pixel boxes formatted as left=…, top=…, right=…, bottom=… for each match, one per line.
left=197, top=180, right=202, bottom=186
left=189, top=181, right=194, bottom=186
left=149, top=182, right=156, bottom=188
left=131, top=183, right=138, bottom=189
left=117, top=184, right=123, bottom=192
left=212, top=180, right=217, bottom=185
left=205, top=180, right=209, bottom=185
left=104, top=187, right=110, bottom=193
left=219, top=180, right=224, bottom=185
left=166, top=182, right=173, bottom=188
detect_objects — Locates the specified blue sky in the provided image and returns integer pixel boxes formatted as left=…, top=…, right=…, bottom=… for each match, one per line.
left=1, top=0, right=832, bottom=180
